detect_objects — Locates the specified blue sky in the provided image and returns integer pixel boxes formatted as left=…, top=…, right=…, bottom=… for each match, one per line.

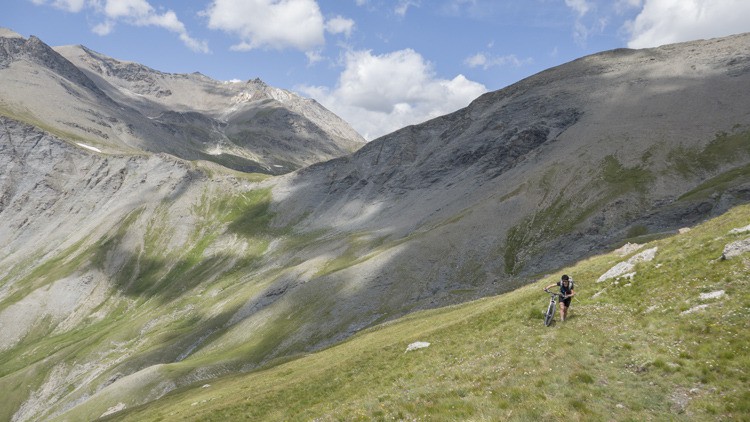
left=4, top=0, right=750, bottom=140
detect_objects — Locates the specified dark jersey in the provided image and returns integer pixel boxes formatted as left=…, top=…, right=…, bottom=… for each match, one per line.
left=557, top=281, right=574, bottom=297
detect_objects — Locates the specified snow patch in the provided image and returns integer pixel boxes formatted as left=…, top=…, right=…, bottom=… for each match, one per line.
left=76, top=143, right=102, bottom=153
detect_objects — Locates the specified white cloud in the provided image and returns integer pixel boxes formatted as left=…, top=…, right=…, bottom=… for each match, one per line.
left=299, top=48, right=487, bottom=140
left=202, top=0, right=325, bottom=52
left=440, top=0, right=483, bottom=17
left=103, top=0, right=153, bottom=19
left=30, top=0, right=85, bottom=12
left=395, top=0, right=420, bottom=17
left=626, top=0, right=750, bottom=48
left=31, top=0, right=208, bottom=53
left=572, top=20, right=589, bottom=45
left=59, top=0, right=86, bottom=12
left=326, top=16, right=355, bottom=38
left=615, top=0, right=642, bottom=14
left=563, top=0, right=596, bottom=45
left=464, top=53, right=532, bottom=70
left=92, top=20, right=115, bottom=36
left=305, top=49, right=324, bottom=65
left=464, top=53, right=487, bottom=68
left=565, top=0, right=592, bottom=17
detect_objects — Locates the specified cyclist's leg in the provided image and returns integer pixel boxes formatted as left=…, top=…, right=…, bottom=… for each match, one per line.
left=560, top=298, right=572, bottom=321
left=559, top=302, right=567, bottom=321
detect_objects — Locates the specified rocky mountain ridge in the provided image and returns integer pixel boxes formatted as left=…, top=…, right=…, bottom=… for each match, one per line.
left=274, top=34, right=750, bottom=264
left=0, top=29, right=364, bottom=174
left=1, top=31, right=749, bottom=420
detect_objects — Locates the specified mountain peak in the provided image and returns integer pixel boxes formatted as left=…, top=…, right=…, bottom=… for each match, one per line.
left=0, top=33, right=105, bottom=97
left=0, top=27, right=24, bottom=39
left=247, top=77, right=266, bottom=86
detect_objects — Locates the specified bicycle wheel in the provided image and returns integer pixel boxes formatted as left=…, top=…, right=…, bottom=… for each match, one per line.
left=544, top=301, right=555, bottom=326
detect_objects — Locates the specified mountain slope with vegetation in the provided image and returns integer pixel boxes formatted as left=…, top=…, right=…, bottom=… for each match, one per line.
left=1, top=31, right=750, bottom=420
left=99, top=203, right=750, bottom=421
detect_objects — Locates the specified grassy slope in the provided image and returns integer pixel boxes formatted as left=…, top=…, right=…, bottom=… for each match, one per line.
left=101, top=204, right=750, bottom=421
left=0, top=184, right=313, bottom=421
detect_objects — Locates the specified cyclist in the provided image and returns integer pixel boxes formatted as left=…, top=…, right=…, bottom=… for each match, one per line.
left=544, top=274, right=576, bottom=322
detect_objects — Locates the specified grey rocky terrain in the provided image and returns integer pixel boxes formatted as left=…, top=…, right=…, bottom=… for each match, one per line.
left=0, top=28, right=364, bottom=174
left=1, top=28, right=749, bottom=420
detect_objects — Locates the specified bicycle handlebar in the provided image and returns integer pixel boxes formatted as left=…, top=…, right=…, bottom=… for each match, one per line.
left=544, top=290, right=566, bottom=298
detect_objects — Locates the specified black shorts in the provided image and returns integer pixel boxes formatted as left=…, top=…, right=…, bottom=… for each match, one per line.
left=561, top=297, right=572, bottom=307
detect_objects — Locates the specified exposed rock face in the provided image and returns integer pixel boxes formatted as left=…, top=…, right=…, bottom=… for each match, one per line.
left=0, top=33, right=364, bottom=174
left=278, top=33, right=750, bottom=247
left=56, top=45, right=364, bottom=173
left=1, top=31, right=750, bottom=421
left=0, top=117, right=202, bottom=270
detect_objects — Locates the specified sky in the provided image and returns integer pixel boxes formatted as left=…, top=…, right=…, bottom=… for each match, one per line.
left=4, top=0, right=750, bottom=140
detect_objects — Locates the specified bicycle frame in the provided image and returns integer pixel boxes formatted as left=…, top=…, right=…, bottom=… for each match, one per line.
left=544, top=290, right=564, bottom=326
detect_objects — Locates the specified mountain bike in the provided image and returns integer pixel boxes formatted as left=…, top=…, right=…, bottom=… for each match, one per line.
left=543, top=289, right=565, bottom=326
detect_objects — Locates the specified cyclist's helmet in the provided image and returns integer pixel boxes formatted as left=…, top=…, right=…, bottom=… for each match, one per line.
left=561, top=274, right=570, bottom=282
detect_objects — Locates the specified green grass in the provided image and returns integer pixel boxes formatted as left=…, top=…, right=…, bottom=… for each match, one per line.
left=678, top=162, right=750, bottom=202
left=626, top=224, right=649, bottom=238
left=0, top=103, right=141, bottom=154
left=0, top=236, right=92, bottom=308
left=101, top=203, right=750, bottom=422
left=601, top=154, right=654, bottom=194
left=312, top=232, right=389, bottom=278
left=0, top=183, right=314, bottom=421
left=668, top=129, right=750, bottom=177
